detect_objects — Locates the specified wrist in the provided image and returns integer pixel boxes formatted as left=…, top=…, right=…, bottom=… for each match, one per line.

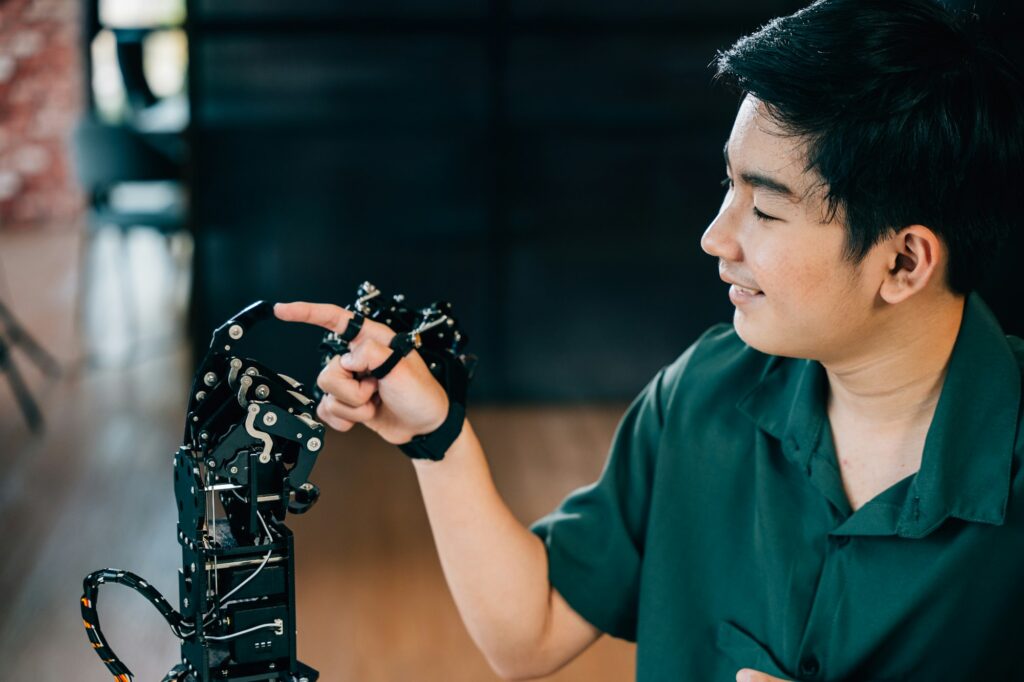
left=423, top=396, right=450, bottom=435
left=399, top=400, right=465, bottom=461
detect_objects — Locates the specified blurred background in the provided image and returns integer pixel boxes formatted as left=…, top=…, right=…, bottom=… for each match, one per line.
left=0, top=0, right=1021, bottom=679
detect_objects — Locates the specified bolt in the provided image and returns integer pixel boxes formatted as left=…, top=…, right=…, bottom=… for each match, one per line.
left=228, top=324, right=243, bottom=340
left=245, top=367, right=258, bottom=377
left=307, top=437, right=322, bottom=452
left=200, top=431, right=208, bottom=440
left=254, top=384, right=270, bottom=399
left=207, top=459, right=216, bottom=468
left=196, top=391, right=206, bottom=401
left=203, top=372, right=217, bottom=386
left=229, top=466, right=238, bottom=474
left=263, top=412, right=278, bottom=426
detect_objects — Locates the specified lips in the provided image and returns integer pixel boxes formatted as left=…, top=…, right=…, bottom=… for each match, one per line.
left=731, top=283, right=762, bottom=296
left=721, top=275, right=763, bottom=295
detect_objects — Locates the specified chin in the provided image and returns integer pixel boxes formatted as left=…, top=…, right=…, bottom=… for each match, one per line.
left=732, top=309, right=810, bottom=359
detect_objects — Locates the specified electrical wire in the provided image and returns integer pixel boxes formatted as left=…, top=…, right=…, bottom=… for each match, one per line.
left=204, top=619, right=283, bottom=641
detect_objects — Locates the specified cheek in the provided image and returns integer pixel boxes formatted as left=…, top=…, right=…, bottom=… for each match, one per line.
left=738, top=244, right=866, bottom=357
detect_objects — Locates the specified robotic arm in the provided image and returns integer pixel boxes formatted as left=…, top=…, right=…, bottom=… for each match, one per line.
left=81, top=283, right=475, bottom=681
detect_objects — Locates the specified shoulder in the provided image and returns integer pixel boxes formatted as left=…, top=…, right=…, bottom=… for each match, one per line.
left=656, top=322, right=780, bottom=415
left=1007, top=333, right=1024, bottom=369
left=1006, top=333, right=1024, bottom=444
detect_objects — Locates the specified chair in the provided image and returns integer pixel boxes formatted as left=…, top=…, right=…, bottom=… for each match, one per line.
left=71, top=8, right=190, bottom=363
left=71, top=115, right=188, bottom=363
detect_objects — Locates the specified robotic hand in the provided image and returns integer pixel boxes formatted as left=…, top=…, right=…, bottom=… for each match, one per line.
left=81, top=283, right=474, bottom=682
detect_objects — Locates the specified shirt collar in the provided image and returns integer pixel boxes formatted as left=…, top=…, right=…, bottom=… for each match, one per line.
left=736, top=292, right=1021, bottom=539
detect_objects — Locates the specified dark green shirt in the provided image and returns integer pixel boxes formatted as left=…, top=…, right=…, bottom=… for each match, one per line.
left=532, top=293, right=1024, bottom=681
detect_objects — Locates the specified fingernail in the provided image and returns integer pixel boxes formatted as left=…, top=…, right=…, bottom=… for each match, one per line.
left=736, top=671, right=751, bottom=682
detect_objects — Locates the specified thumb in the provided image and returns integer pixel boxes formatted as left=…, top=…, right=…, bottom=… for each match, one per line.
left=340, top=338, right=394, bottom=375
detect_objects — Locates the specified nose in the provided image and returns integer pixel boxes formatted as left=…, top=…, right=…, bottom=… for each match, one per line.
left=700, top=200, right=743, bottom=262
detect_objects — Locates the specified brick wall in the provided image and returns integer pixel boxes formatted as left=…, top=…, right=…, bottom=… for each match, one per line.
left=0, top=0, right=83, bottom=231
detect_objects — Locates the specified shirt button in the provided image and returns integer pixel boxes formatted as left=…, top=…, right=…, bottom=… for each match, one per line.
left=799, top=655, right=821, bottom=677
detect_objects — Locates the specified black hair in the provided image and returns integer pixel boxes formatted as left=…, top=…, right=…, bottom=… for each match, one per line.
left=714, top=0, right=1024, bottom=294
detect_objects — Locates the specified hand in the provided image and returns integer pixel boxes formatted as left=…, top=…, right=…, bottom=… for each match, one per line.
left=736, top=670, right=791, bottom=682
left=274, top=301, right=450, bottom=444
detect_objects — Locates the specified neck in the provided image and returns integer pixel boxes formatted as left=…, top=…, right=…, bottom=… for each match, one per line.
left=823, top=293, right=966, bottom=429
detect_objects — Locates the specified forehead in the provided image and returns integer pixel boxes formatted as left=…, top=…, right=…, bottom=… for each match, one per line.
left=726, top=96, right=813, bottom=193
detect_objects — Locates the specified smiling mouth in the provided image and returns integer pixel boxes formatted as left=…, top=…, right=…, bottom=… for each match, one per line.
left=731, top=284, right=762, bottom=296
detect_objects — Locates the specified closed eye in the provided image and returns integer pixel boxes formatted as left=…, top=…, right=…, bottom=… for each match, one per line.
left=723, top=176, right=779, bottom=222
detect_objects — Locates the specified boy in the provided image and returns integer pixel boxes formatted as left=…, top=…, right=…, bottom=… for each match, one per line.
left=277, top=0, right=1024, bottom=678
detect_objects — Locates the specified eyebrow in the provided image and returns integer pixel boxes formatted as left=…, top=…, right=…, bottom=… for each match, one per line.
left=723, top=142, right=798, bottom=200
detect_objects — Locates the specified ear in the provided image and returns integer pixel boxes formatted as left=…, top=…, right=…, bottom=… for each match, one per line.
left=878, top=225, right=944, bottom=304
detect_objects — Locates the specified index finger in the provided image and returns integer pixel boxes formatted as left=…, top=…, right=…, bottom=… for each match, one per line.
left=275, top=301, right=394, bottom=344
left=274, top=301, right=350, bottom=332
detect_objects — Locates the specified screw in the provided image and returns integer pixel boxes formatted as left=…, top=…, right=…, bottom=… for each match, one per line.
left=259, top=452, right=271, bottom=464
left=203, top=372, right=217, bottom=386
left=263, top=412, right=278, bottom=426
left=229, top=466, right=238, bottom=474
left=248, top=403, right=259, bottom=414
left=307, top=437, right=322, bottom=452
left=228, top=324, right=243, bottom=340
left=196, top=391, right=206, bottom=401
left=207, top=459, right=216, bottom=468
left=254, top=385, right=270, bottom=400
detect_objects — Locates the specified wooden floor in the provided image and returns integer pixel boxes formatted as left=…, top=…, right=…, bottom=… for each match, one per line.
left=0, top=226, right=636, bottom=681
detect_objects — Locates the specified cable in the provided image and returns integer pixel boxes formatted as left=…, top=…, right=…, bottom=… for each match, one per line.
left=181, top=508, right=276, bottom=634
left=214, top=540, right=273, bottom=608
left=81, top=569, right=187, bottom=681
left=204, top=618, right=283, bottom=641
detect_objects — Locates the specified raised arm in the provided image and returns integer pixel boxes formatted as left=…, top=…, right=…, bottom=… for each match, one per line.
left=275, top=301, right=601, bottom=679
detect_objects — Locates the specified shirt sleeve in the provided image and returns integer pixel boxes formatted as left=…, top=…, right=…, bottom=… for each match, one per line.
left=530, top=359, right=677, bottom=642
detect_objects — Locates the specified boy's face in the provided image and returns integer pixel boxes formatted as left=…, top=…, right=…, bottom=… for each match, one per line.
left=701, top=95, right=885, bottom=362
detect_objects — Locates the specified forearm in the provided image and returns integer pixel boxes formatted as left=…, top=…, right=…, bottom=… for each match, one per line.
left=412, top=418, right=553, bottom=677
